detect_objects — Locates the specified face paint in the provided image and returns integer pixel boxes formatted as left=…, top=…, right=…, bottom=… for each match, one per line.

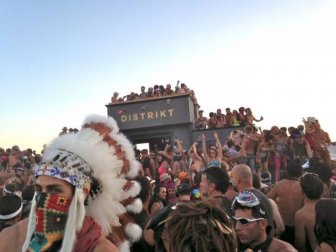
left=27, top=193, right=71, bottom=252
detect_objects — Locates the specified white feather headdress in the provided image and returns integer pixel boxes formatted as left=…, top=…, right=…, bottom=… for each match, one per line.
left=22, top=115, right=143, bottom=252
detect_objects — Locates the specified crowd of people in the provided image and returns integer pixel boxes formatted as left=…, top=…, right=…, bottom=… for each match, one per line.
left=109, top=81, right=198, bottom=104
left=0, top=114, right=336, bottom=252
left=195, top=106, right=263, bottom=129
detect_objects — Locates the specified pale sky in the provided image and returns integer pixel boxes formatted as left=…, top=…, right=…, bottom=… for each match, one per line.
left=1, top=1, right=335, bottom=153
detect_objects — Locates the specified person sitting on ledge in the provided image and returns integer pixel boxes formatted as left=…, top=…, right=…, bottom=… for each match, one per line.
left=164, top=84, right=174, bottom=95
left=139, top=86, right=147, bottom=99
left=111, top=92, right=119, bottom=103
left=195, top=110, right=208, bottom=130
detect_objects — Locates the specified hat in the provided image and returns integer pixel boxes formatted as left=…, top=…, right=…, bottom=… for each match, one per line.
left=178, top=172, right=189, bottom=181
left=260, top=171, right=272, bottom=185
left=160, top=173, right=170, bottom=182
left=23, top=115, right=143, bottom=252
left=232, top=191, right=273, bottom=230
left=62, top=126, right=67, bottom=130
left=302, top=160, right=310, bottom=169
left=3, top=183, right=15, bottom=194
left=307, top=117, right=317, bottom=123
left=0, top=195, right=22, bottom=220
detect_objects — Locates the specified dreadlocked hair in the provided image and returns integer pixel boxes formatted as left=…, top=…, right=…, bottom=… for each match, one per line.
left=166, top=199, right=237, bottom=252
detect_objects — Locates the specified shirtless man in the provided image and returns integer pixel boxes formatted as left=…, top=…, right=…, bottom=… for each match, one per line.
left=215, top=108, right=226, bottom=128
left=231, top=164, right=285, bottom=237
left=0, top=176, right=118, bottom=252
left=241, top=125, right=260, bottom=173
left=268, top=160, right=304, bottom=247
left=310, top=120, right=332, bottom=168
left=232, top=191, right=296, bottom=252
left=295, top=173, right=324, bottom=252
left=111, top=92, right=119, bottom=103
left=0, top=114, right=145, bottom=252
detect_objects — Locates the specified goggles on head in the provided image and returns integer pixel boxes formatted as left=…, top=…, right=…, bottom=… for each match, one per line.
left=233, top=191, right=260, bottom=208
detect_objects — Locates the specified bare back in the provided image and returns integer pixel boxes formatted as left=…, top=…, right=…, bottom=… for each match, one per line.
left=268, top=179, right=304, bottom=226
left=295, top=203, right=318, bottom=252
left=0, top=218, right=28, bottom=252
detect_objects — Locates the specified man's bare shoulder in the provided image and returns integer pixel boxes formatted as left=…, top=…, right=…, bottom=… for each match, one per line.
left=273, top=180, right=286, bottom=188
left=295, top=207, right=309, bottom=228
left=0, top=218, right=28, bottom=252
left=296, top=204, right=314, bottom=218
left=295, top=206, right=305, bottom=218
left=270, top=238, right=298, bottom=252
left=276, top=180, right=301, bottom=193
left=267, top=182, right=281, bottom=198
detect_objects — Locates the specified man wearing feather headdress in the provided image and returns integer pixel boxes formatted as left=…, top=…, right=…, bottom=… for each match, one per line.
left=0, top=115, right=143, bottom=252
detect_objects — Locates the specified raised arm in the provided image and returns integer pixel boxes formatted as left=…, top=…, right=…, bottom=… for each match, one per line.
left=304, top=139, right=313, bottom=159
left=202, top=133, right=209, bottom=162
left=164, top=143, right=169, bottom=153
left=175, top=138, right=184, bottom=154
left=192, top=142, right=202, bottom=161
left=213, top=131, right=222, bottom=161
left=253, top=115, right=264, bottom=122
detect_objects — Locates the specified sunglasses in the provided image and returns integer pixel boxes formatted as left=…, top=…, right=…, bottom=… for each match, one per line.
left=233, top=216, right=264, bottom=225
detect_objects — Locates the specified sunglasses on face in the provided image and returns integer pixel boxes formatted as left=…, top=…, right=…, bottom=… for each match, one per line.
left=233, top=216, right=264, bottom=225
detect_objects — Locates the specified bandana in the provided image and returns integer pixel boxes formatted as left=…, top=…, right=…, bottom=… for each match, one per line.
left=27, top=193, right=71, bottom=252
